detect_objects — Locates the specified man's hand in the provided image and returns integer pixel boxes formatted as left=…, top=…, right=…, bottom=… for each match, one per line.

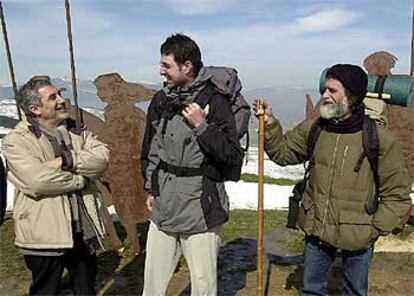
left=146, top=192, right=155, bottom=212
left=252, top=99, right=276, bottom=125
left=43, top=157, right=62, bottom=169
left=182, top=103, right=209, bottom=128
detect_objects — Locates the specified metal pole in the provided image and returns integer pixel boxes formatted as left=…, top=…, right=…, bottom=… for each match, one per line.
left=64, top=0, right=82, bottom=124
left=0, top=1, right=22, bottom=120
left=411, top=0, right=414, bottom=77
left=257, top=99, right=265, bottom=296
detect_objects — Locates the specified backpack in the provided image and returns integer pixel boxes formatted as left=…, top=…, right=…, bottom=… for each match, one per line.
left=151, top=66, right=250, bottom=187
left=286, top=116, right=380, bottom=229
left=203, top=66, right=251, bottom=151
left=155, top=67, right=251, bottom=149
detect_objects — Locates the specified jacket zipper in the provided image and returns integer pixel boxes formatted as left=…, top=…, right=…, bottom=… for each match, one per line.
left=340, top=145, right=349, bottom=176
left=321, top=134, right=340, bottom=238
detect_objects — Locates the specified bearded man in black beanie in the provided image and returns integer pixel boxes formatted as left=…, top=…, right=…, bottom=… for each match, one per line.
left=253, top=64, right=411, bottom=295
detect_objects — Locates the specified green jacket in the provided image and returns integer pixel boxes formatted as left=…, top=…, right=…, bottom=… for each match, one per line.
left=265, top=119, right=412, bottom=250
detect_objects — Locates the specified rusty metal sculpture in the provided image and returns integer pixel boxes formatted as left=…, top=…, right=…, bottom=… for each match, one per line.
left=67, top=73, right=154, bottom=254
left=66, top=104, right=124, bottom=253
left=94, top=73, right=154, bottom=255
left=363, top=51, right=414, bottom=179
left=363, top=51, right=397, bottom=76
left=305, top=93, right=318, bottom=120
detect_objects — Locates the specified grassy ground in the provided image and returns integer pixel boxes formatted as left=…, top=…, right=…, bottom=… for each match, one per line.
left=1, top=211, right=413, bottom=296
left=240, top=173, right=299, bottom=186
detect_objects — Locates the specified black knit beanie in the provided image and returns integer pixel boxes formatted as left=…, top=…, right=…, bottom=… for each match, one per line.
left=326, top=64, right=368, bottom=105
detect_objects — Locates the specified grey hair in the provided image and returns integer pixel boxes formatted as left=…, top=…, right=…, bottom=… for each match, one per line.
left=18, top=76, right=52, bottom=117
left=344, top=88, right=363, bottom=112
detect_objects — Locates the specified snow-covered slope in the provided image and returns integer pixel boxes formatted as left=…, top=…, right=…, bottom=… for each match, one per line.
left=0, top=99, right=105, bottom=136
left=0, top=99, right=20, bottom=136
left=244, top=147, right=304, bottom=180
left=0, top=98, right=304, bottom=211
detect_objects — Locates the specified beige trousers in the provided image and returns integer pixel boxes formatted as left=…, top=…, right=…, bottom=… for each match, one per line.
left=142, top=221, right=222, bottom=296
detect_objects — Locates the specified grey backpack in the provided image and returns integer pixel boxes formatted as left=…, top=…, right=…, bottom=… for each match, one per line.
left=203, top=66, right=251, bottom=152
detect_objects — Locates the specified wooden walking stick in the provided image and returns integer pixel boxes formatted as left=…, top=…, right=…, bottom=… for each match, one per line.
left=64, top=0, right=82, bottom=124
left=0, top=1, right=22, bottom=120
left=257, top=99, right=265, bottom=296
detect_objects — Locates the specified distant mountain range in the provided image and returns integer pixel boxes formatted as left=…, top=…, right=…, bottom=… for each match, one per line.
left=0, top=77, right=321, bottom=137
left=244, top=86, right=320, bottom=128
left=0, top=77, right=161, bottom=110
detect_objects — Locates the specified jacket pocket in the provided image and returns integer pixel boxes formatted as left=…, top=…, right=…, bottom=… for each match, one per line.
left=14, top=195, right=72, bottom=247
left=298, top=197, right=315, bottom=233
left=200, top=177, right=228, bottom=229
left=337, top=210, right=373, bottom=250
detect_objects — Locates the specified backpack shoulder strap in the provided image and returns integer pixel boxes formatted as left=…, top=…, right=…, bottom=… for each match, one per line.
left=307, top=118, right=323, bottom=164
left=152, top=90, right=168, bottom=120
left=362, top=116, right=380, bottom=173
left=293, top=119, right=323, bottom=208
left=194, top=83, right=219, bottom=109
left=354, top=117, right=380, bottom=175
left=357, top=116, right=380, bottom=215
left=356, top=116, right=381, bottom=214
left=299, top=118, right=323, bottom=188
left=362, top=117, right=380, bottom=199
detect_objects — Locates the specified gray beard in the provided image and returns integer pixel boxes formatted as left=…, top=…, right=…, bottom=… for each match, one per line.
left=317, top=98, right=349, bottom=120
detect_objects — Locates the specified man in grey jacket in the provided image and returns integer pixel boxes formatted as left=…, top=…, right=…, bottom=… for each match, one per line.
left=2, top=76, right=109, bottom=295
left=141, top=34, right=243, bottom=295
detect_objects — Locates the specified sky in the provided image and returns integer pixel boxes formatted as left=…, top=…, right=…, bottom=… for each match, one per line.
left=0, top=0, right=412, bottom=90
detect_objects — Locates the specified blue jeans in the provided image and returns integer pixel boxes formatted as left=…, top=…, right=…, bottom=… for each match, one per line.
left=300, top=236, right=373, bottom=296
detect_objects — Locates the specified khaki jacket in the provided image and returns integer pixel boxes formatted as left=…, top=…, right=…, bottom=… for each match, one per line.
left=265, top=119, right=412, bottom=250
left=2, top=120, right=109, bottom=249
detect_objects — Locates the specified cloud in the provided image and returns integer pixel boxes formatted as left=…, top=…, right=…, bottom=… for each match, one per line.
left=191, top=24, right=399, bottom=88
left=2, top=2, right=113, bottom=59
left=292, top=8, right=360, bottom=33
left=3, top=0, right=52, bottom=2
left=0, top=2, right=409, bottom=89
left=157, top=0, right=243, bottom=16
left=71, top=6, right=113, bottom=36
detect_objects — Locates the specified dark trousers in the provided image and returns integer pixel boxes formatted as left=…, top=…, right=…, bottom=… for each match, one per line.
left=24, top=234, right=97, bottom=296
left=300, top=236, right=373, bottom=296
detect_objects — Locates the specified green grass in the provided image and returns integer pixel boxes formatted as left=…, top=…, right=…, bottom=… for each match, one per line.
left=240, top=173, right=299, bottom=186
left=286, top=233, right=306, bottom=254
left=223, top=209, right=287, bottom=242
left=1, top=211, right=413, bottom=296
left=398, top=225, right=414, bottom=240
left=0, top=216, right=27, bottom=276
left=0, top=215, right=31, bottom=293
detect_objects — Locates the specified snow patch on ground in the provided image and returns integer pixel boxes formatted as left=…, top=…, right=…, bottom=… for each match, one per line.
left=4, top=158, right=298, bottom=211
left=243, top=147, right=304, bottom=180
left=226, top=181, right=292, bottom=210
